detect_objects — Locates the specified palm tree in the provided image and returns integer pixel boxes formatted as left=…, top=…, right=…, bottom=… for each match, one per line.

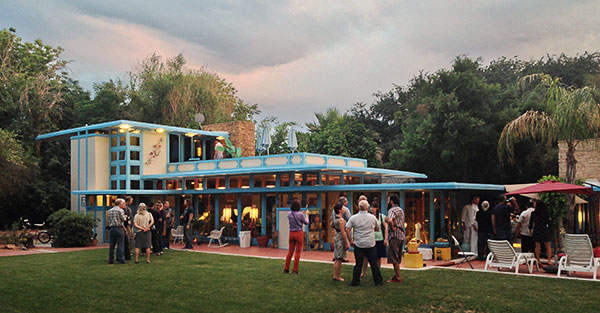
left=498, top=74, right=600, bottom=238
left=305, top=108, right=342, bottom=132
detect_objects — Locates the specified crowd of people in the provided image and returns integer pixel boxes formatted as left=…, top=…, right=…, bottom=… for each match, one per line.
left=106, top=197, right=177, bottom=264
left=284, top=194, right=405, bottom=286
left=462, top=194, right=554, bottom=267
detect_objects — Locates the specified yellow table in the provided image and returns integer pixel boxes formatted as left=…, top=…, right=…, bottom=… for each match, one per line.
left=404, top=253, right=423, bottom=268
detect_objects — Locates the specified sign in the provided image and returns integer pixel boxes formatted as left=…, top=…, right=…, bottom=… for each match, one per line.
left=80, top=196, right=86, bottom=207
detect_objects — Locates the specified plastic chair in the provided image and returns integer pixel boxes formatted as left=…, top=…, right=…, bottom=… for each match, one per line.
left=558, top=234, right=599, bottom=280
left=485, top=239, right=538, bottom=273
left=207, top=227, right=227, bottom=247
left=171, top=225, right=184, bottom=245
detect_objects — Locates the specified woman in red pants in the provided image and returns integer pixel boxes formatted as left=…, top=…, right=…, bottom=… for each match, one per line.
left=284, top=199, right=309, bottom=274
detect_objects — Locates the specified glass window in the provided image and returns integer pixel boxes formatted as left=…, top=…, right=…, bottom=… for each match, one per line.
left=404, top=191, right=431, bottom=244
left=169, top=134, right=180, bottom=163
left=120, top=165, right=126, bottom=175
left=305, top=173, right=318, bottom=186
left=322, top=174, right=341, bottom=185
left=197, top=195, right=214, bottom=235
left=110, top=166, right=116, bottom=176
left=184, top=136, right=192, bottom=161
left=194, top=137, right=202, bottom=159
left=111, top=180, right=117, bottom=190
left=130, top=151, right=140, bottom=161
left=186, top=179, right=202, bottom=190
left=119, top=151, right=126, bottom=161
left=294, top=173, right=303, bottom=186
left=280, top=174, right=290, bottom=187
left=119, top=136, right=126, bottom=146
left=166, top=180, right=180, bottom=190
left=344, top=175, right=361, bottom=185
left=111, top=151, right=117, bottom=161
left=111, top=137, right=117, bottom=147
left=130, top=180, right=140, bottom=190
left=119, top=180, right=126, bottom=190
left=131, top=166, right=140, bottom=175
left=143, top=180, right=153, bottom=190
left=241, top=194, right=261, bottom=232
left=156, top=180, right=163, bottom=190
left=229, top=176, right=249, bottom=189
left=130, top=136, right=140, bottom=146
left=363, top=176, right=380, bottom=184
left=219, top=194, right=238, bottom=233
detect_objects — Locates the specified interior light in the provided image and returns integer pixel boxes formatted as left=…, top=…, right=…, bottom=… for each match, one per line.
left=216, top=136, right=225, bottom=140
left=241, top=186, right=250, bottom=189
left=266, top=185, right=276, bottom=188
left=118, top=128, right=126, bottom=133
left=119, top=124, right=130, bottom=130
left=156, top=128, right=165, bottom=133
left=217, top=186, right=226, bottom=190
left=131, top=129, right=140, bottom=134
left=185, top=132, right=196, bottom=137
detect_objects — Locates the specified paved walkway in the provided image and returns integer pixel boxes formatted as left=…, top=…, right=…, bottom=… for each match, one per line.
left=2, top=242, right=597, bottom=281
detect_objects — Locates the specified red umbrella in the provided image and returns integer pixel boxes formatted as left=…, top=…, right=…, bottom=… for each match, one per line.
left=505, top=180, right=593, bottom=196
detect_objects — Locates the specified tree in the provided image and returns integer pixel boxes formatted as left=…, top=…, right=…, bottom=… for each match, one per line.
left=498, top=74, right=600, bottom=234
left=127, top=54, right=257, bottom=127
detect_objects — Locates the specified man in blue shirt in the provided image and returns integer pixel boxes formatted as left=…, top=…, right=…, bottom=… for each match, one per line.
left=491, top=195, right=515, bottom=243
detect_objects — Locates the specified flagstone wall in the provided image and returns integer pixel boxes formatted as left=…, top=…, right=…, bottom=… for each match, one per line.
left=558, top=139, right=600, bottom=181
left=204, top=121, right=256, bottom=157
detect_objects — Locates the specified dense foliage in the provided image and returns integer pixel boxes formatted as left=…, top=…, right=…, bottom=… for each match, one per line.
left=47, top=209, right=97, bottom=247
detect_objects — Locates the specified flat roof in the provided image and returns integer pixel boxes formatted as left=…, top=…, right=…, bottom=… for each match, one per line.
left=71, top=182, right=505, bottom=195
left=36, top=120, right=229, bottom=140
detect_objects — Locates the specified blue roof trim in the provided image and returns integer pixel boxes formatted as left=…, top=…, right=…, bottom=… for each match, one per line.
left=143, top=164, right=427, bottom=179
left=71, top=182, right=504, bottom=195
left=36, top=119, right=229, bottom=140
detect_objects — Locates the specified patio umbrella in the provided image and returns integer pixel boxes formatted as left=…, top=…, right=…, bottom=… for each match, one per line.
left=505, top=180, right=593, bottom=196
left=260, top=125, right=272, bottom=155
left=287, top=127, right=298, bottom=153
left=504, top=183, right=588, bottom=204
left=255, top=128, right=264, bottom=155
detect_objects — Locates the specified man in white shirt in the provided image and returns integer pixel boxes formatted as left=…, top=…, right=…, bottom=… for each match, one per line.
left=461, top=195, right=480, bottom=256
left=345, top=200, right=383, bottom=286
left=516, top=200, right=535, bottom=253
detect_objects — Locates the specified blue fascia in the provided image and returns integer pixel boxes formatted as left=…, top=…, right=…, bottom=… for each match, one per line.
left=36, top=119, right=229, bottom=140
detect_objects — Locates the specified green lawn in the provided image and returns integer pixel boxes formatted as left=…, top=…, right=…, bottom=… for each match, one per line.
left=1, top=249, right=598, bottom=313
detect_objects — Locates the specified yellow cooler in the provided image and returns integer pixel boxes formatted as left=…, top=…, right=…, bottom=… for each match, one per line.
left=434, top=247, right=451, bottom=261
left=404, top=253, right=423, bottom=268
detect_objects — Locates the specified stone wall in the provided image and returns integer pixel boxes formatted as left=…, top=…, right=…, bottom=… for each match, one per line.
left=558, top=139, right=600, bottom=181
left=203, top=121, right=256, bottom=157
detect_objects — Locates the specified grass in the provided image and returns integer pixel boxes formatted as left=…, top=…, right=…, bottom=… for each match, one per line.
left=1, top=249, right=598, bottom=313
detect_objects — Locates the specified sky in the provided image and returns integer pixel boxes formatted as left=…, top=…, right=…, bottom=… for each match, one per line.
left=3, top=1, right=600, bottom=125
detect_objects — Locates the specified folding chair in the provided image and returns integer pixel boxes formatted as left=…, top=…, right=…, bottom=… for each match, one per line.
left=451, top=235, right=475, bottom=269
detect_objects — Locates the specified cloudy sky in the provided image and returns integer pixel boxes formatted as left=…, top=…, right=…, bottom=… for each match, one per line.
left=3, top=1, right=599, bottom=124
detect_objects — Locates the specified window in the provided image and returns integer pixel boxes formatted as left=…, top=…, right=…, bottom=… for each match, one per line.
left=111, top=137, right=117, bottom=147
left=344, top=175, right=361, bottom=185
left=185, top=179, right=203, bottom=190
left=130, top=151, right=140, bottom=161
left=305, top=173, right=318, bottom=186
left=363, top=176, right=380, bottom=184
left=119, top=136, right=126, bottom=146
left=322, top=174, right=341, bottom=185
left=206, top=177, right=224, bottom=189
left=111, top=180, right=117, bottom=190
left=156, top=180, right=163, bottom=190
left=166, top=180, right=180, bottom=190
left=229, top=176, right=249, bottom=189
left=111, top=152, right=117, bottom=161
left=294, top=173, right=303, bottom=186
left=280, top=174, right=290, bottom=187
left=119, top=151, right=126, bottom=161
left=169, top=134, right=180, bottom=163
left=119, top=180, right=126, bottom=190
left=131, top=166, right=140, bottom=175
left=130, top=136, right=140, bottom=146
left=143, top=180, right=154, bottom=190
left=120, top=165, right=126, bottom=175
left=110, top=166, right=117, bottom=175
left=130, top=180, right=140, bottom=190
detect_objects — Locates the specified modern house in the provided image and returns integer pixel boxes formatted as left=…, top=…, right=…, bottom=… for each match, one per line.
left=37, top=120, right=506, bottom=248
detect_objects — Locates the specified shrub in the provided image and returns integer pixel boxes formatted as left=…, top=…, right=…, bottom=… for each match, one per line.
left=48, top=209, right=98, bottom=247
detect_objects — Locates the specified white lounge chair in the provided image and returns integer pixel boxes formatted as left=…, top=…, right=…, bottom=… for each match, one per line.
left=485, top=239, right=539, bottom=273
left=171, top=225, right=184, bottom=245
left=207, top=227, right=227, bottom=247
left=558, top=234, right=599, bottom=280
left=451, top=235, right=476, bottom=268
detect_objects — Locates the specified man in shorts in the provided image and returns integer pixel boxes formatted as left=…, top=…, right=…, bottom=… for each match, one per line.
left=385, top=194, right=404, bottom=283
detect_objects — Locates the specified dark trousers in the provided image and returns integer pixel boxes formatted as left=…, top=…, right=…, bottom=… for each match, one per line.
left=151, top=229, right=163, bottom=253
left=123, top=232, right=131, bottom=260
left=478, top=232, right=493, bottom=260
left=351, top=246, right=383, bottom=286
left=162, top=227, right=171, bottom=249
left=521, top=235, right=534, bottom=253
left=183, top=225, right=193, bottom=249
left=495, top=229, right=512, bottom=244
left=108, top=227, right=125, bottom=263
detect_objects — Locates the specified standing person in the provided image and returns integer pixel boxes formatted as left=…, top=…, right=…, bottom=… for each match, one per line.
left=180, top=198, right=194, bottom=249
left=345, top=200, right=383, bottom=286
left=529, top=201, right=553, bottom=267
left=516, top=200, right=536, bottom=253
left=385, top=194, right=404, bottom=283
left=461, top=196, right=480, bottom=257
left=283, top=199, right=309, bottom=274
left=491, top=195, right=515, bottom=242
left=361, top=201, right=388, bottom=277
left=122, top=196, right=134, bottom=261
left=476, top=201, right=494, bottom=261
left=162, top=201, right=174, bottom=249
left=107, top=198, right=127, bottom=264
left=133, top=203, right=154, bottom=264
left=149, top=201, right=164, bottom=256
left=332, top=204, right=350, bottom=281
left=213, top=140, right=224, bottom=159
left=331, top=196, right=351, bottom=263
